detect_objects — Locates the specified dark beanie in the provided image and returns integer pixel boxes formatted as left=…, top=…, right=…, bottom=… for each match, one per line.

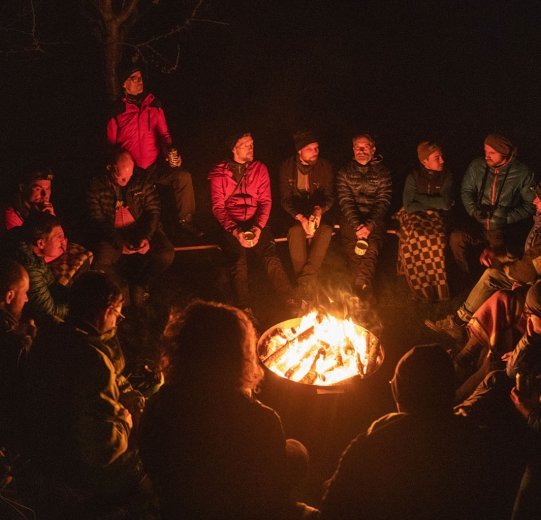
left=225, top=131, right=251, bottom=153
left=526, top=281, right=541, bottom=317
left=117, top=57, right=145, bottom=86
left=391, top=344, right=455, bottom=413
left=293, top=130, right=318, bottom=152
left=417, top=141, right=441, bottom=163
left=484, top=134, right=515, bottom=157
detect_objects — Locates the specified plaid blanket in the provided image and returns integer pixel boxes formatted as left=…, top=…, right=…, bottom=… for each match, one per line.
left=396, top=208, right=450, bottom=302
left=48, top=242, right=93, bottom=287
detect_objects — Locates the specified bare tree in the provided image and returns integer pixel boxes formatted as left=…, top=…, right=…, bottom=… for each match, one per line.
left=1, top=0, right=227, bottom=100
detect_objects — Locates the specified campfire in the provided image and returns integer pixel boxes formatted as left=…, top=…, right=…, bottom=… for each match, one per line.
left=258, top=309, right=383, bottom=387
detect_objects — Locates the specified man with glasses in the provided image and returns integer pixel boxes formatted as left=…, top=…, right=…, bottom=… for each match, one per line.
left=20, top=271, right=150, bottom=518
left=336, top=133, right=392, bottom=299
left=107, top=59, right=201, bottom=237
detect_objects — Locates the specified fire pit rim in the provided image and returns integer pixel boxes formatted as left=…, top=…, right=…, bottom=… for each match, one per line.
left=257, top=316, right=385, bottom=389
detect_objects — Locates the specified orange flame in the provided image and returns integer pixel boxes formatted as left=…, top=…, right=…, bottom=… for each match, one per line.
left=260, top=310, right=382, bottom=386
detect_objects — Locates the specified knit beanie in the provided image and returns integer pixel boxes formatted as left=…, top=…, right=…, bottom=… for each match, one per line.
left=117, top=57, right=145, bottom=86
left=417, top=141, right=441, bottom=163
left=293, top=130, right=318, bottom=152
left=484, top=134, right=516, bottom=157
left=391, top=344, right=455, bottom=413
left=526, top=281, right=541, bottom=318
left=225, top=131, right=251, bottom=154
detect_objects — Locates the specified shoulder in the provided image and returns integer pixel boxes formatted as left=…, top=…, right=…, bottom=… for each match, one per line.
left=145, top=93, right=163, bottom=109
left=279, top=156, right=295, bottom=174
left=248, top=160, right=269, bottom=175
left=208, top=161, right=230, bottom=179
left=509, top=159, right=534, bottom=177
left=466, top=157, right=486, bottom=174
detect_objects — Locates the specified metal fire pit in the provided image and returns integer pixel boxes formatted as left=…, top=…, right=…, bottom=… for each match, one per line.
left=257, top=316, right=384, bottom=391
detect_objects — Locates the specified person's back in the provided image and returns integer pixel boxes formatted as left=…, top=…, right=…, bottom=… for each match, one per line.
left=140, top=383, right=289, bottom=519
left=323, top=411, right=491, bottom=519
left=323, top=344, right=503, bottom=520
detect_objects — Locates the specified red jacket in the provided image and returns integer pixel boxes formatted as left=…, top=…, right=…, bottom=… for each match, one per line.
left=107, top=92, right=172, bottom=169
left=209, top=160, right=272, bottom=232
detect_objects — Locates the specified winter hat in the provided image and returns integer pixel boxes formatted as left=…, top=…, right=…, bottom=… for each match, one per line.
left=391, top=344, right=455, bottom=413
left=417, top=141, right=441, bottom=163
left=117, top=56, right=145, bottom=86
left=225, top=131, right=251, bottom=153
left=525, top=281, right=541, bottom=317
left=484, top=134, right=516, bottom=157
left=293, top=130, right=318, bottom=152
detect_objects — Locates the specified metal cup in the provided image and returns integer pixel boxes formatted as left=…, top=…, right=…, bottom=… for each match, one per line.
left=243, top=230, right=255, bottom=247
left=355, top=239, right=369, bottom=256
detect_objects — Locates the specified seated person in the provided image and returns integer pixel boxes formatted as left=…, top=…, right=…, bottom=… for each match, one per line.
left=86, top=148, right=175, bottom=306
left=279, top=131, right=334, bottom=299
left=19, top=271, right=150, bottom=518
left=450, top=134, right=535, bottom=274
left=0, top=259, right=33, bottom=452
left=1, top=166, right=92, bottom=286
left=107, top=59, right=202, bottom=238
left=209, top=132, right=293, bottom=315
left=139, top=300, right=310, bottom=519
left=396, top=141, right=453, bottom=301
left=336, top=133, right=392, bottom=299
left=0, top=211, right=69, bottom=323
left=322, top=344, right=503, bottom=519
left=426, top=187, right=541, bottom=344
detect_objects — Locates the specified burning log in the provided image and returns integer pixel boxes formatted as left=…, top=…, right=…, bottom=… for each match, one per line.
left=262, top=325, right=315, bottom=365
left=257, top=310, right=384, bottom=387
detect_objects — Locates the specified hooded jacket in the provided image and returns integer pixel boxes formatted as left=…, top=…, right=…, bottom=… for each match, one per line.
left=208, top=160, right=272, bottom=232
left=107, top=92, right=172, bottom=170
left=461, top=157, right=535, bottom=230
left=336, top=156, right=392, bottom=230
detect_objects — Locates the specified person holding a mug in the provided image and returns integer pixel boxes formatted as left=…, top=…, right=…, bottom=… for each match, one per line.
left=336, top=133, right=392, bottom=300
left=209, top=132, right=294, bottom=316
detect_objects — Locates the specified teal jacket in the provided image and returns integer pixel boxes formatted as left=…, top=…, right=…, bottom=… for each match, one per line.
left=461, top=157, right=535, bottom=230
left=403, top=168, right=454, bottom=213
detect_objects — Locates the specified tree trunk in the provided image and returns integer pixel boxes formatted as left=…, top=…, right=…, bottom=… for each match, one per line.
left=103, top=19, right=121, bottom=102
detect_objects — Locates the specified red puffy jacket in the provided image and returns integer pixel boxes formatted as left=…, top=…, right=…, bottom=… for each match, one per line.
left=209, top=160, right=272, bottom=232
left=107, top=92, right=172, bottom=169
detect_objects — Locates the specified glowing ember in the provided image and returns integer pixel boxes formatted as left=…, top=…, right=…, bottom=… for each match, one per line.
left=258, top=311, right=383, bottom=386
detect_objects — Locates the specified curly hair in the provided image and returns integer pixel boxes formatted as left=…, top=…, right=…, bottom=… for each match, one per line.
left=163, top=300, right=263, bottom=393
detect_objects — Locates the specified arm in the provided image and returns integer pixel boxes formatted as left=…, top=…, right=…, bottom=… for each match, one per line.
left=279, top=159, right=298, bottom=218
left=209, top=166, right=239, bottom=232
left=25, top=259, right=68, bottom=321
left=154, top=106, right=173, bottom=156
left=365, top=166, right=392, bottom=230
left=506, top=168, right=536, bottom=224
left=134, top=178, right=161, bottom=241
left=74, top=348, right=131, bottom=467
left=106, top=117, right=119, bottom=146
left=1, top=207, right=24, bottom=231
left=253, top=164, right=272, bottom=229
left=403, top=173, right=424, bottom=213
left=337, top=169, right=361, bottom=228
left=318, top=159, right=335, bottom=214
left=505, top=323, right=541, bottom=379
left=461, top=161, right=480, bottom=217
left=86, top=180, right=118, bottom=244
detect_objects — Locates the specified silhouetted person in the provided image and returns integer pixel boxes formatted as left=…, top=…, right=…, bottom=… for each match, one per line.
left=139, top=300, right=296, bottom=519
left=323, top=344, right=499, bottom=520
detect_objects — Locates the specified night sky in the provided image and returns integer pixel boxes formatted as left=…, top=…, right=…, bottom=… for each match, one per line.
left=1, top=0, right=541, bottom=207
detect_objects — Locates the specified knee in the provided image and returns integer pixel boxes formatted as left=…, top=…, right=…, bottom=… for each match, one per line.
left=317, top=224, right=333, bottom=240
left=449, top=230, right=466, bottom=249
left=174, top=170, right=193, bottom=187
left=288, top=224, right=305, bottom=242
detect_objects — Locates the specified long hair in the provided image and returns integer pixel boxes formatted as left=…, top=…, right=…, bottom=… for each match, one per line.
left=163, top=300, right=263, bottom=393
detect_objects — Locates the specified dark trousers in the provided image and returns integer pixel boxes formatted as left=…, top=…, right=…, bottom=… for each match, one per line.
left=148, top=164, right=196, bottom=221
left=288, top=223, right=332, bottom=291
left=220, top=226, right=292, bottom=308
left=340, top=219, right=385, bottom=292
left=92, top=230, right=175, bottom=294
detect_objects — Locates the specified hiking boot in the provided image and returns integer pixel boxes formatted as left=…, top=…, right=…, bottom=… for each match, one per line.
left=178, top=218, right=205, bottom=239
left=425, top=314, right=466, bottom=344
